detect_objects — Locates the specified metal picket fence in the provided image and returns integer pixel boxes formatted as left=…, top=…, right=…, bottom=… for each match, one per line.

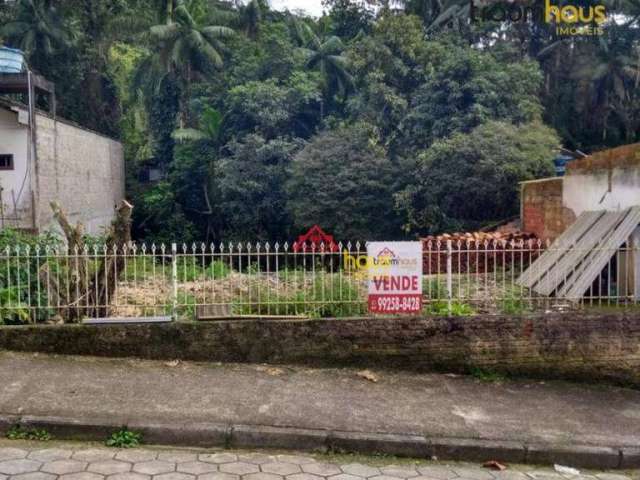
left=0, top=239, right=638, bottom=324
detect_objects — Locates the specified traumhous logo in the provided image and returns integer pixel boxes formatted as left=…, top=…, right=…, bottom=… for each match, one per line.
left=469, top=0, right=607, bottom=36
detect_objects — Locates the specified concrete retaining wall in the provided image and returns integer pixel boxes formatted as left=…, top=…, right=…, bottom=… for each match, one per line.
left=1, top=313, right=640, bottom=386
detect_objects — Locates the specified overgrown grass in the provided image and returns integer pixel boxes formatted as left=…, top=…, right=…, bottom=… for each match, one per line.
left=499, top=296, right=532, bottom=315
left=423, top=278, right=447, bottom=298
left=423, top=300, right=475, bottom=316
left=235, top=273, right=365, bottom=317
left=122, top=257, right=232, bottom=282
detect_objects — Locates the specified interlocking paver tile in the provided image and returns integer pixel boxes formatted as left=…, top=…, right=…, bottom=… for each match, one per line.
left=176, top=462, right=218, bottom=475
left=199, top=455, right=238, bottom=465
left=60, top=472, right=105, bottom=480
left=492, top=472, right=531, bottom=480
left=260, top=463, right=301, bottom=476
left=153, top=473, right=195, bottom=480
left=370, top=476, right=404, bottom=480
left=527, top=471, right=565, bottom=480
left=88, top=460, right=132, bottom=475
left=302, top=464, right=342, bottom=476
left=0, top=448, right=28, bottom=461
left=341, top=464, right=380, bottom=478
left=10, top=472, right=57, bottom=480
left=198, top=473, right=239, bottom=480
left=275, top=457, right=316, bottom=466
left=453, top=467, right=494, bottom=480
left=107, top=473, right=151, bottom=480
left=286, top=473, right=324, bottom=480
left=72, top=450, right=116, bottom=462
left=219, top=462, right=260, bottom=475
left=28, top=449, right=73, bottom=462
left=237, top=455, right=274, bottom=465
left=329, top=474, right=365, bottom=480
left=42, top=460, right=88, bottom=475
left=133, top=461, right=175, bottom=475
left=0, top=458, right=42, bottom=475
left=158, top=453, right=198, bottom=463
left=412, top=476, right=454, bottom=480
left=244, top=473, right=283, bottom=480
left=416, top=467, right=458, bottom=480
left=0, top=444, right=630, bottom=480
left=380, top=467, right=420, bottom=478
left=115, top=451, right=158, bottom=463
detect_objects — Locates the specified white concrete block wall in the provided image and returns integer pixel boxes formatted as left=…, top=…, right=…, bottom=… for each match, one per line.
left=34, top=114, right=125, bottom=235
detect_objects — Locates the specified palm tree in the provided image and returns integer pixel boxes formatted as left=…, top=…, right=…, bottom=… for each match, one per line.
left=172, top=106, right=224, bottom=241
left=295, top=21, right=354, bottom=120
left=146, top=0, right=234, bottom=123
left=0, top=0, right=74, bottom=72
left=239, top=0, right=262, bottom=40
left=152, top=0, right=178, bottom=25
left=573, top=31, right=640, bottom=142
left=151, top=3, right=233, bottom=76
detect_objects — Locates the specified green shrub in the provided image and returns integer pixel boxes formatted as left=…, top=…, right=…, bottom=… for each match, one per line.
left=106, top=428, right=142, bottom=448
left=175, top=259, right=231, bottom=282
left=207, top=260, right=231, bottom=279
left=0, top=229, right=61, bottom=324
left=0, top=287, right=30, bottom=324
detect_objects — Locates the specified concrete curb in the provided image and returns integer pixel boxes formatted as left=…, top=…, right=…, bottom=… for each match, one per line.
left=0, top=414, right=637, bottom=470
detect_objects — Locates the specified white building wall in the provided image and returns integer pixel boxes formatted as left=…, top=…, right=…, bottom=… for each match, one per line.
left=563, top=168, right=640, bottom=217
left=0, top=106, right=32, bottom=228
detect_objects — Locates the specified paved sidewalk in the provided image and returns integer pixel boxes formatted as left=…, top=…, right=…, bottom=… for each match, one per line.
left=1, top=352, right=639, bottom=446
left=1, top=352, right=639, bottom=468
left=0, top=442, right=636, bottom=480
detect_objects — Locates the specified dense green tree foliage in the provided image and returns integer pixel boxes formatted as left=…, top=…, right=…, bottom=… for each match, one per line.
left=288, top=122, right=401, bottom=239
left=396, top=121, right=559, bottom=234
left=1, top=0, right=638, bottom=241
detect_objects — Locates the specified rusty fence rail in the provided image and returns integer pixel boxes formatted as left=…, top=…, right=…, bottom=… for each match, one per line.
left=0, top=240, right=638, bottom=323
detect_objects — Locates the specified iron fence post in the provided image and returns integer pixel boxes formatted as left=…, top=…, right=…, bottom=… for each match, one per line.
left=446, top=240, right=453, bottom=314
left=171, top=242, right=178, bottom=321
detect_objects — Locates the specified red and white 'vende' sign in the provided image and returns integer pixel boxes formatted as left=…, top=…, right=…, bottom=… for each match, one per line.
left=367, top=242, right=422, bottom=314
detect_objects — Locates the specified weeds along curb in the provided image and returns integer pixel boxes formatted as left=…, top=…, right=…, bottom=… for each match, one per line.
left=0, top=414, right=636, bottom=470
